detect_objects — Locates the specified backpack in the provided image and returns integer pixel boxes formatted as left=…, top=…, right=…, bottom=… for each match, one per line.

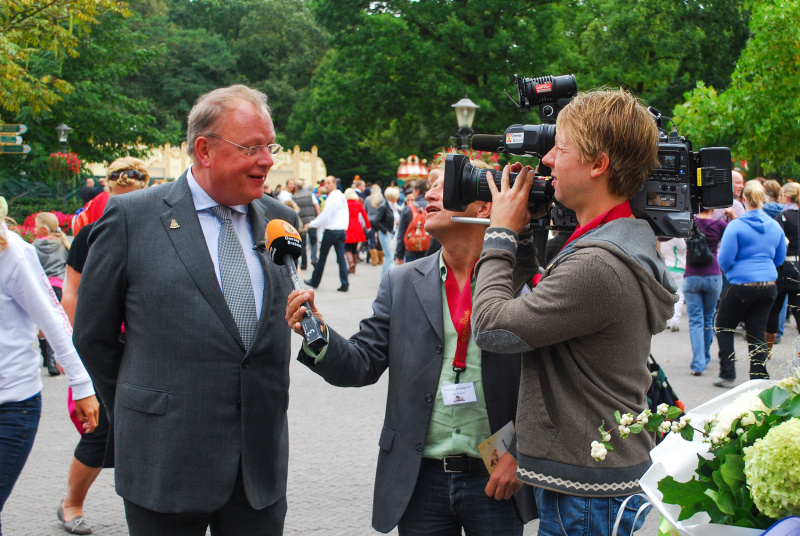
left=685, top=224, right=713, bottom=266
left=403, top=202, right=431, bottom=252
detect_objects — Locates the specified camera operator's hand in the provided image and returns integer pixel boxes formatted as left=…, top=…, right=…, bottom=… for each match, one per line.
left=486, top=163, right=536, bottom=234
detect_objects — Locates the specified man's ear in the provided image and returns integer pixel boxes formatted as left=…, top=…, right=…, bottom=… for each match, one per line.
left=475, top=200, right=492, bottom=219
left=194, top=137, right=212, bottom=168
left=590, top=152, right=611, bottom=179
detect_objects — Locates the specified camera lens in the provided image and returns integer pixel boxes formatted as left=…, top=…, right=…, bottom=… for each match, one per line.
left=443, top=154, right=554, bottom=212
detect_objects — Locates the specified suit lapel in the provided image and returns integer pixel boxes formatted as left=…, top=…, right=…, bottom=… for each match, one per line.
left=161, top=175, right=244, bottom=349
left=413, top=254, right=445, bottom=343
left=247, top=200, right=278, bottom=348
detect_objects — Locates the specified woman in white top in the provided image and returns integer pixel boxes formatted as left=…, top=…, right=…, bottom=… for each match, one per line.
left=0, top=219, right=98, bottom=533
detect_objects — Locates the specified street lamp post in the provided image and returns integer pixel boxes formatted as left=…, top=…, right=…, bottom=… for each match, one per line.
left=55, top=123, right=72, bottom=153
left=451, top=97, right=479, bottom=150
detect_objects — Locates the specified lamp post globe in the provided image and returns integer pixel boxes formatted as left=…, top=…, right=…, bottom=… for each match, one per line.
left=55, top=123, right=72, bottom=153
left=451, top=97, right=479, bottom=150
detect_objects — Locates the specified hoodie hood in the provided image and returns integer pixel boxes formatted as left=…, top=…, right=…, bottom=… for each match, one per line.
left=737, top=209, right=774, bottom=234
left=33, top=237, right=67, bottom=279
left=33, top=238, right=61, bottom=255
left=552, top=218, right=678, bottom=335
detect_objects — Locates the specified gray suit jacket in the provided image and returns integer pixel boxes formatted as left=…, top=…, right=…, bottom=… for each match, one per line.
left=73, top=174, right=298, bottom=513
left=298, top=252, right=538, bottom=533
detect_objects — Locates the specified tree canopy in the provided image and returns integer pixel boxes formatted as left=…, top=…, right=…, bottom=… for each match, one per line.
left=3, top=0, right=799, bottom=187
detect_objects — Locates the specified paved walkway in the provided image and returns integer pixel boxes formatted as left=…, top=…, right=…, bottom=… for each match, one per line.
left=4, top=252, right=796, bottom=535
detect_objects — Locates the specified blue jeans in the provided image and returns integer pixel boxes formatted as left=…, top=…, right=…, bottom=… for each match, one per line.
left=307, top=229, right=348, bottom=288
left=378, top=231, right=394, bottom=279
left=397, top=461, right=522, bottom=536
left=534, top=488, right=649, bottom=536
left=0, top=394, right=42, bottom=534
left=683, top=275, right=722, bottom=373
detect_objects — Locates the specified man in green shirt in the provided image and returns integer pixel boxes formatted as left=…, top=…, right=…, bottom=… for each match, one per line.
left=286, top=164, right=539, bottom=535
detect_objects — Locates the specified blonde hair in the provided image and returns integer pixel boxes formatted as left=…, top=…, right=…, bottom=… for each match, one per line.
left=344, top=188, right=359, bottom=201
left=187, top=85, right=270, bottom=157
left=35, top=212, right=62, bottom=235
left=763, top=179, right=781, bottom=202
left=106, top=157, right=149, bottom=192
left=369, top=185, right=384, bottom=208
left=384, top=187, right=400, bottom=202
left=743, top=179, right=767, bottom=209
left=283, top=199, right=300, bottom=212
left=781, top=182, right=800, bottom=204
left=557, top=88, right=659, bottom=200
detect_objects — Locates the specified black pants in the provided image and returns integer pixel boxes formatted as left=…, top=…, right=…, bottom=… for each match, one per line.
left=307, top=229, right=348, bottom=288
left=300, top=229, right=317, bottom=269
left=715, top=283, right=777, bottom=380
left=124, top=466, right=286, bottom=536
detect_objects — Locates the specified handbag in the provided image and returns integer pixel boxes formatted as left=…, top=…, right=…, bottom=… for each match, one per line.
left=776, top=260, right=800, bottom=291
left=685, top=221, right=713, bottom=266
left=777, top=210, right=800, bottom=291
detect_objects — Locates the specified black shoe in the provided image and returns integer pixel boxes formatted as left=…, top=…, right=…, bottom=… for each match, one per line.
left=337, top=285, right=349, bottom=292
left=304, top=279, right=317, bottom=289
left=44, top=342, right=60, bottom=376
left=300, top=265, right=307, bottom=270
left=311, top=259, right=317, bottom=266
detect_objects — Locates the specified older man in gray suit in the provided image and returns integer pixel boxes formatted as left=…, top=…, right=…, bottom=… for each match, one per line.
left=74, top=85, right=297, bottom=535
left=286, top=165, right=539, bottom=535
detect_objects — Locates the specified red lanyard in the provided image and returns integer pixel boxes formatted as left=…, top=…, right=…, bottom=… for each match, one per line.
left=443, top=261, right=476, bottom=376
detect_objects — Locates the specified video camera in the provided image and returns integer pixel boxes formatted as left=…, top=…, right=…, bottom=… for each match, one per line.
left=443, top=74, right=733, bottom=238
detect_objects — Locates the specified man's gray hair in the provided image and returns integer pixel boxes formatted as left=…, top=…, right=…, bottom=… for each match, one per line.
left=186, top=85, right=271, bottom=157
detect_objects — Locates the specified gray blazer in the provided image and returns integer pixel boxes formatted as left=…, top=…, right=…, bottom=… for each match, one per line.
left=73, top=174, right=298, bottom=513
left=298, top=252, right=538, bottom=533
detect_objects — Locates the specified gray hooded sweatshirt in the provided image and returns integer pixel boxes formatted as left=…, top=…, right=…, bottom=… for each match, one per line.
left=472, top=218, right=677, bottom=497
left=33, top=237, right=68, bottom=280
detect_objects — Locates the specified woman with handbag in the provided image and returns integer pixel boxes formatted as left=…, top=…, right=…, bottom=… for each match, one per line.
left=684, top=207, right=727, bottom=375
left=714, top=180, right=785, bottom=387
left=765, top=182, right=800, bottom=352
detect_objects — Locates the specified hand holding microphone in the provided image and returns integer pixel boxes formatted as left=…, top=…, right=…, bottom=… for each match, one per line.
left=267, top=219, right=328, bottom=353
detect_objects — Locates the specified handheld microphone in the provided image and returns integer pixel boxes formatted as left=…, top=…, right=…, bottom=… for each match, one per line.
left=266, top=219, right=328, bottom=353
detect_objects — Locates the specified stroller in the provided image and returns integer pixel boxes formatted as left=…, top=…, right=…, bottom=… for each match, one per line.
left=646, top=353, right=684, bottom=444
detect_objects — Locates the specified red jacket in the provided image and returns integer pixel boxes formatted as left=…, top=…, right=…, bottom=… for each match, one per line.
left=345, top=199, right=371, bottom=244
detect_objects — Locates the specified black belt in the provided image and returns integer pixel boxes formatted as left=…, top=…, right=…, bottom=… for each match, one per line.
left=740, top=281, right=776, bottom=287
left=423, top=455, right=482, bottom=473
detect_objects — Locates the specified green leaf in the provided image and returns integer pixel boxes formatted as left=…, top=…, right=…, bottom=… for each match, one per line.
left=629, top=423, right=644, bottom=434
left=758, top=386, right=789, bottom=408
left=614, top=410, right=621, bottom=424
left=680, top=426, right=695, bottom=441
left=719, top=454, right=746, bottom=488
left=772, top=393, right=800, bottom=418
left=667, top=407, right=683, bottom=420
left=658, top=476, right=709, bottom=520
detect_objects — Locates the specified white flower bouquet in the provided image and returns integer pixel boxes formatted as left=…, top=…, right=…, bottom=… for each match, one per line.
left=594, top=369, right=800, bottom=535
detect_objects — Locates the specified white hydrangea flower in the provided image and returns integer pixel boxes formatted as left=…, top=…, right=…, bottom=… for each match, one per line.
left=619, top=425, right=631, bottom=436
left=602, top=433, right=611, bottom=443
left=708, top=389, right=770, bottom=438
left=637, top=411, right=649, bottom=424
left=657, top=403, right=670, bottom=416
left=658, top=421, right=671, bottom=434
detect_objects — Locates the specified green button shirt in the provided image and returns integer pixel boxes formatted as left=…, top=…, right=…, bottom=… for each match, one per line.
left=422, top=253, right=492, bottom=459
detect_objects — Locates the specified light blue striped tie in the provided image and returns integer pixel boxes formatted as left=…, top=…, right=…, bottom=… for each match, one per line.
left=211, top=205, right=257, bottom=349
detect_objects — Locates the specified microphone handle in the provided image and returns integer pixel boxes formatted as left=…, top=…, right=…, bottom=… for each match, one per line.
left=283, top=254, right=328, bottom=353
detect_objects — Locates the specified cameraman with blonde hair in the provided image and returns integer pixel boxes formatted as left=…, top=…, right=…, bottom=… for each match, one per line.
left=471, top=89, right=678, bottom=536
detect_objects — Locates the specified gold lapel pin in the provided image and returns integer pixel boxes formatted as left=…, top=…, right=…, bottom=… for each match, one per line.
left=169, top=219, right=180, bottom=229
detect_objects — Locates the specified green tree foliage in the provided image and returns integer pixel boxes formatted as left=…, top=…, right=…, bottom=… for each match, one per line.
left=674, top=0, right=800, bottom=175
left=292, top=0, right=750, bottom=183
left=0, top=0, right=127, bottom=115
left=290, top=0, right=572, bottom=183
left=1, top=8, right=168, bottom=186
left=126, top=0, right=328, bottom=143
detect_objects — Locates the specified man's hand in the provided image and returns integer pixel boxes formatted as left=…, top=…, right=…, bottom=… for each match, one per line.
left=485, top=452, right=523, bottom=500
left=285, top=289, right=325, bottom=336
left=73, top=394, right=100, bottom=434
left=304, top=223, right=311, bottom=229
left=486, top=163, right=537, bottom=234
left=395, top=259, right=404, bottom=265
